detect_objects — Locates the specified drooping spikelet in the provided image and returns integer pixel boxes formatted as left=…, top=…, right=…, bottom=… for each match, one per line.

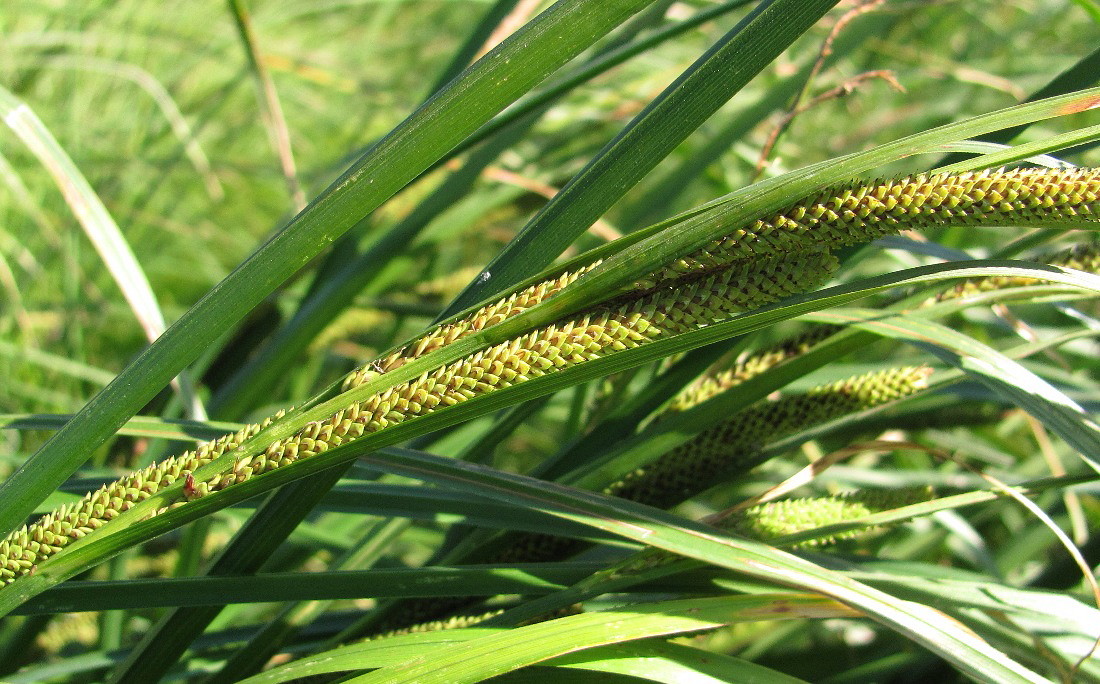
left=941, top=239, right=1100, bottom=300
left=605, top=367, right=932, bottom=510
left=0, top=252, right=835, bottom=586
left=457, top=371, right=931, bottom=565
left=665, top=325, right=842, bottom=413
left=4, top=168, right=1096, bottom=589
left=201, top=251, right=839, bottom=494
left=342, top=261, right=604, bottom=386
left=347, top=168, right=1100, bottom=388
left=661, top=167, right=1100, bottom=278
left=727, top=487, right=935, bottom=548
left=370, top=368, right=933, bottom=635
left=0, top=411, right=285, bottom=585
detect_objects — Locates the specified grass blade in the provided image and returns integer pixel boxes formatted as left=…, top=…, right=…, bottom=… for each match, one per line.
left=15, top=563, right=599, bottom=614
left=246, top=595, right=842, bottom=684
left=278, top=448, right=1047, bottom=684
left=0, top=85, right=206, bottom=419
left=818, top=309, right=1100, bottom=472
left=0, top=0, right=658, bottom=541
left=442, top=0, right=841, bottom=317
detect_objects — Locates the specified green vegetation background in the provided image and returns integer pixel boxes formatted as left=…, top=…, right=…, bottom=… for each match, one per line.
left=0, top=1, right=1098, bottom=683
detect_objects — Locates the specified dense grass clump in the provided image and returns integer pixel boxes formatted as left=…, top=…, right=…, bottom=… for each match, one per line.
left=1, top=2, right=1099, bottom=683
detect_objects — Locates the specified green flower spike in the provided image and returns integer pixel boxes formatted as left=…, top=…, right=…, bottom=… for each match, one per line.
left=730, top=487, right=935, bottom=548
left=3, top=167, right=1097, bottom=589
left=673, top=167, right=1100, bottom=270
left=0, top=411, right=285, bottom=585
left=0, top=252, right=833, bottom=586
left=452, top=369, right=932, bottom=569
left=606, top=366, right=932, bottom=510
left=665, top=325, right=842, bottom=413
left=203, top=251, right=838, bottom=494
left=943, top=239, right=1100, bottom=299
left=347, top=167, right=1100, bottom=389
left=375, top=369, right=933, bottom=635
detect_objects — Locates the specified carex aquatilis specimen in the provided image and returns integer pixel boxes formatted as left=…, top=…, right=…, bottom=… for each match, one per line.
left=3, top=167, right=1099, bottom=587
left=941, top=238, right=1100, bottom=299
left=368, top=365, right=932, bottom=635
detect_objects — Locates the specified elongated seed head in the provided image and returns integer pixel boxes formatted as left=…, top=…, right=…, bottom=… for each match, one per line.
left=669, top=167, right=1100, bottom=275
left=342, top=260, right=604, bottom=388
left=728, top=487, right=934, bottom=548
left=348, top=168, right=1100, bottom=392
left=0, top=411, right=286, bottom=585
left=5, top=168, right=1094, bottom=590
left=606, top=367, right=931, bottom=509
left=0, top=251, right=830, bottom=587
left=942, top=239, right=1100, bottom=300
left=665, top=325, right=842, bottom=413
left=205, top=251, right=839, bottom=493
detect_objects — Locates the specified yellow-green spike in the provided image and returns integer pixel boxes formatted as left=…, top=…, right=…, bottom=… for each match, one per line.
left=0, top=410, right=285, bottom=586
left=942, top=239, right=1100, bottom=300
left=682, top=167, right=1100, bottom=268
left=728, top=487, right=934, bottom=548
left=346, top=168, right=1100, bottom=392
left=606, top=367, right=931, bottom=510
left=0, top=251, right=834, bottom=585
left=665, top=325, right=841, bottom=413
left=5, top=167, right=1098, bottom=588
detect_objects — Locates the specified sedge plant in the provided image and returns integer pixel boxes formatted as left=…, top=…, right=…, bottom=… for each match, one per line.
left=1, top=3, right=1100, bottom=684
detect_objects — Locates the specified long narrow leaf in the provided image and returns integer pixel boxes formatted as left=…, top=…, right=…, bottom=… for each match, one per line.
left=443, top=0, right=840, bottom=316
left=0, top=0, right=658, bottom=541
left=265, top=448, right=1047, bottom=684
left=7, top=260, right=1098, bottom=616
left=246, top=595, right=842, bottom=684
